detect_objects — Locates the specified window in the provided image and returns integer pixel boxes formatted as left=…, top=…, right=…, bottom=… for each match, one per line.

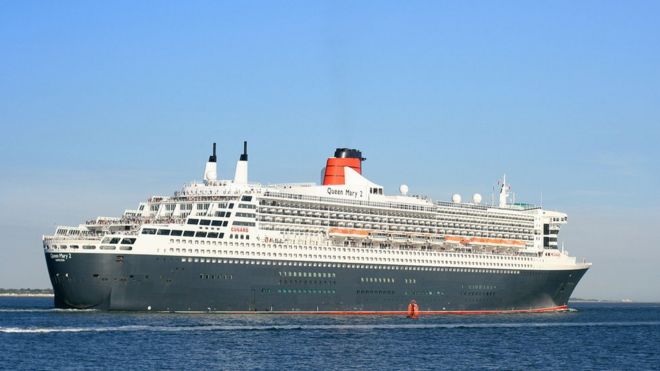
left=187, top=219, right=199, bottom=225
left=142, top=228, right=157, bottom=235
left=241, top=195, right=253, bottom=202
left=121, top=238, right=136, bottom=245
left=226, top=212, right=231, bottom=218
left=183, top=231, right=195, bottom=237
left=211, top=220, right=223, bottom=226
left=200, top=219, right=211, bottom=226
left=207, top=232, right=218, bottom=238
left=171, top=230, right=183, bottom=236
left=195, top=231, right=207, bottom=238
left=157, top=229, right=171, bottom=235
left=233, top=221, right=256, bottom=227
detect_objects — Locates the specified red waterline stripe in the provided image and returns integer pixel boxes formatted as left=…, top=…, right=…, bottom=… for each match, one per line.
left=209, top=305, right=569, bottom=315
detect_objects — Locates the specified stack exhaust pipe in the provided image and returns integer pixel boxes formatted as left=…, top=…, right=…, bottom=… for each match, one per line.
left=322, top=148, right=365, bottom=186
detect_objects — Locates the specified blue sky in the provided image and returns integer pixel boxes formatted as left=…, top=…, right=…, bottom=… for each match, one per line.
left=1, top=1, right=658, bottom=300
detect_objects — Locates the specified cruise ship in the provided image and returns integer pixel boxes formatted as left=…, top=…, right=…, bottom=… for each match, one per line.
left=43, top=143, right=590, bottom=313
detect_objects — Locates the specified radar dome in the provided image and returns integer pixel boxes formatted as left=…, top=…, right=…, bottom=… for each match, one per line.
left=452, top=194, right=462, bottom=203
left=399, top=184, right=409, bottom=196
left=473, top=193, right=482, bottom=204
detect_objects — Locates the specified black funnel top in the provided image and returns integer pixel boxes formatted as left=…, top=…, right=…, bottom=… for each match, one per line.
left=209, top=143, right=217, bottom=163
left=334, top=148, right=365, bottom=161
left=239, top=141, right=248, bottom=161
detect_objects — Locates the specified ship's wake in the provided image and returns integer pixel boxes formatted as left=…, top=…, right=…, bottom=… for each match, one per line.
left=2, top=321, right=660, bottom=334
left=0, top=308, right=97, bottom=313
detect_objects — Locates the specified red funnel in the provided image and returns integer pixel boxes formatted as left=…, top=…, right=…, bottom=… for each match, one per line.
left=322, top=148, right=364, bottom=186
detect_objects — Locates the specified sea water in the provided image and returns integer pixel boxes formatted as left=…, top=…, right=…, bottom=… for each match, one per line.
left=1, top=298, right=658, bottom=370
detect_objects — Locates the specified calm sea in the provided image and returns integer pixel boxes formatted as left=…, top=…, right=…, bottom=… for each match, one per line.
left=1, top=297, right=658, bottom=370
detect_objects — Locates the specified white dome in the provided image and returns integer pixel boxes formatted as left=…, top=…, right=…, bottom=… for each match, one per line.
left=399, top=184, right=409, bottom=195
left=452, top=194, right=462, bottom=203
left=473, top=193, right=482, bottom=204
left=204, top=169, right=217, bottom=180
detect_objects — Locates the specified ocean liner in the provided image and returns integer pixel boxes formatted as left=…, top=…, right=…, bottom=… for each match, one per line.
left=43, top=143, right=590, bottom=313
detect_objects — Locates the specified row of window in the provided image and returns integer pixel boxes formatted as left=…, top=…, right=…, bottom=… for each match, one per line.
left=233, top=221, right=256, bottom=227
left=143, top=228, right=226, bottom=239
left=260, top=195, right=535, bottom=225
left=165, top=232, right=537, bottom=263
left=357, top=289, right=395, bottom=295
left=100, top=237, right=137, bottom=245
left=199, top=274, right=233, bottom=280
left=47, top=239, right=533, bottom=270
left=261, top=210, right=533, bottom=233
left=229, top=234, right=249, bottom=239
left=278, top=288, right=335, bottom=295
left=166, top=238, right=536, bottom=266
left=465, top=284, right=497, bottom=290
left=47, top=244, right=119, bottom=251
left=100, top=245, right=132, bottom=251
left=405, top=290, right=449, bottom=296
left=369, top=187, right=384, bottom=195
left=361, top=277, right=395, bottom=284
left=279, top=279, right=335, bottom=285
left=143, top=201, right=238, bottom=216
left=278, top=271, right=336, bottom=278
left=168, top=242, right=534, bottom=268
left=187, top=218, right=230, bottom=226
left=463, top=291, right=495, bottom=297
left=177, top=257, right=522, bottom=275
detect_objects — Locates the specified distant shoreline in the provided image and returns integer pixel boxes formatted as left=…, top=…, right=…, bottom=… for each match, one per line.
left=570, top=299, right=636, bottom=303
left=0, top=289, right=54, bottom=298
left=0, top=293, right=54, bottom=298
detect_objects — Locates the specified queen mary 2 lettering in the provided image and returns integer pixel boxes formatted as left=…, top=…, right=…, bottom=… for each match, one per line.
left=43, top=142, right=590, bottom=313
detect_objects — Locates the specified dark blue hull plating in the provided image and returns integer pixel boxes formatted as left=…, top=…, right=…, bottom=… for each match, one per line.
left=45, top=252, right=588, bottom=312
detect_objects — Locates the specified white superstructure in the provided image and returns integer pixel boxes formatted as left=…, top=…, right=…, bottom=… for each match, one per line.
left=43, top=143, right=590, bottom=274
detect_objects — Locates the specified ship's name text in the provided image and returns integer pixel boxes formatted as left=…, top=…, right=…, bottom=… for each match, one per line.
left=327, top=188, right=364, bottom=199
left=49, top=253, right=71, bottom=262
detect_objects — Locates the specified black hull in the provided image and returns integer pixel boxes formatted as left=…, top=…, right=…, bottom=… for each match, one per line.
left=45, top=252, right=588, bottom=312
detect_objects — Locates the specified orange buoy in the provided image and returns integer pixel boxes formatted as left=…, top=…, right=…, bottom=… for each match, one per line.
left=407, top=300, right=420, bottom=319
